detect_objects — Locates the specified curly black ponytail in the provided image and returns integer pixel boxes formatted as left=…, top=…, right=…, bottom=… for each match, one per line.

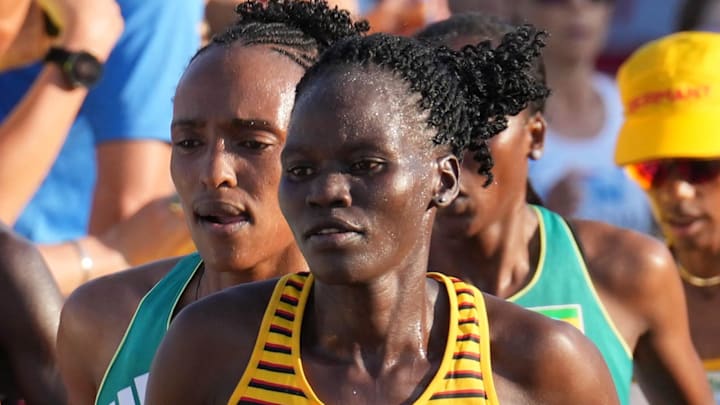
left=296, top=25, right=548, bottom=185
left=192, top=0, right=369, bottom=68
left=416, top=13, right=550, bottom=114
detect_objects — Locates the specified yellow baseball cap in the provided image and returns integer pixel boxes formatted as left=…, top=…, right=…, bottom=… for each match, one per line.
left=615, top=31, right=720, bottom=166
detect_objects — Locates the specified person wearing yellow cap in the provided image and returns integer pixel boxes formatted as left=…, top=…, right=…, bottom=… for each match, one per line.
left=615, top=31, right=720, bottom=403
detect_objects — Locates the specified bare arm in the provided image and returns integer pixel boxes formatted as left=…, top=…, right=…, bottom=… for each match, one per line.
left=0, top=0, right=123, bottom=225
left=574, top=220, right=714, bottom=404
left=0, top=0, right=30, bottom=55
left=57, top=259, right=177, bottom=404
left=630, top=243, right=713, bottom=404
left=89, top=141, right=174, bottom=235
left=532, top=321, right=620, bottom=405
left=38, top=194, right=192, bottom=296
left=145, top=306, right=220, bottom=404
left=0, top=224, right=65, bottom=404
left=56, top=292, right=103, bottom=404
left=488, top=295, right=619, bottom=405
left=146, top=282, right=275, bottom=404
left=37, top=141, right=182, bottom=296
left=0, top=66, right=90, bottom=225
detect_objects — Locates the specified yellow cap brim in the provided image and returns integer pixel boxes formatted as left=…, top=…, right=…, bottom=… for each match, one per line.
left=615, top=111, right=720, bottom=165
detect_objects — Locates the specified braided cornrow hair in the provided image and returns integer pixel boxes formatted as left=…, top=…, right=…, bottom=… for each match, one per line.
left=296, top=26, right=548, bottom=185
left=192, top=0, right=369, bottom=69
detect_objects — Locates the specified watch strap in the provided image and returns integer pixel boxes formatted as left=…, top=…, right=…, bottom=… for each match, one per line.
left=43, top=46, right=103, bottom=89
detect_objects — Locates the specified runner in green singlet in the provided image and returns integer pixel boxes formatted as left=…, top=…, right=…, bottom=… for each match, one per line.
left=614, top=31, right=720, bottom=404
left=56, top=2, right=368, bottom=404
left=418, top=14, right=713, bottom=405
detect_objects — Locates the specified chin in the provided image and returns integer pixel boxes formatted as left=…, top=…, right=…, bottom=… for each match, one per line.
left=307, top=258, right=376, bottom=286
left=196, top=239, right=244, bottom=264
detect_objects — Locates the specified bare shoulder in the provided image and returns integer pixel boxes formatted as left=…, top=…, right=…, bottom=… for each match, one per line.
left=58, top=257, right=182, bottom=384
left=61, top=256, right=182, bottom=338
left=0, top=223, right=62, bottom=315
left=0, top=222, right=42, bottom=268
left=162, top=277, right=279, bottom=343
left=0, top=224, right=66, bottom=404
left=485, top=294, right=619, bottom=405
left=146, top=278, right=279, bottom=404
left=569, top=219, right=679, bottom=309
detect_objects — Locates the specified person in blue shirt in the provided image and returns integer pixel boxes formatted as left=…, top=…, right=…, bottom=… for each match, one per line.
left=0, top=0, right=203, bottom=294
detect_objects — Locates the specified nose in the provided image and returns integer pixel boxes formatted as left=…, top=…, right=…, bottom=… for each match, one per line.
left=656, top=177, right=697, bottom=204
left=200, top=139, right=238, bottom=189
left=305, top=172, right=352, bottom=208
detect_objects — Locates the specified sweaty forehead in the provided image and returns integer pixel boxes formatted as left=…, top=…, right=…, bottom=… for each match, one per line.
left=174, top=44, right=306, bottom=127
left=292, top=66, right=427, bottom=135
left=285, top=65, right=437, bottom=159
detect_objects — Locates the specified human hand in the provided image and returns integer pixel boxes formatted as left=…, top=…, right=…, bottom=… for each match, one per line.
left=41, top=0, right=124, bottom=62
left=100, top=194, right=195, bottom=267
left=544, top=171, right=585, bottom=217
left=0, top=2, right=53, bottom=71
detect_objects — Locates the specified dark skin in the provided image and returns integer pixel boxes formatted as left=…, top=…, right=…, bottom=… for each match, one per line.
left=56, top=43, right=308, bottom=404
left=146, top=66, right=618, bottom=405
left=430, top=104, right=713, bottom=403
left=643, top=159, right=720, bottom=363
left=0, top=223, right=65, bottom=405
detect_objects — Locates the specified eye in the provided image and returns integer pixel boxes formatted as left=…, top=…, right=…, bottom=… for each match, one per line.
left=239, top=140, right=272, bottom=151
left=286, top=166, right=315, bottom=179
left=350, top=159, right=385, bottom=174
left=173, top=139, right=202, bottom=150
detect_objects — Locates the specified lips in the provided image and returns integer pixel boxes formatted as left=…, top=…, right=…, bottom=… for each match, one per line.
left=660, top=213, right=705, bottom=239
left=664, top=216, right=701, bottom=227
left=660, top=206, right=703, bottom=227
left=193, top=199, right=251, bottom=232
left=303, top=217, right=364, bottom=240
left=564, top=24, right=593, bottom=40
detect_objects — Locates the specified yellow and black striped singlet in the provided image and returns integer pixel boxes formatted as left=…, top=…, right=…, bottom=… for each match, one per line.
left=227, top=272, right=499, bottom=405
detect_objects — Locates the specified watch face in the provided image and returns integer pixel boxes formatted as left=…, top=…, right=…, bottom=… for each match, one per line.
left=69, top=52, right=103, bottom=87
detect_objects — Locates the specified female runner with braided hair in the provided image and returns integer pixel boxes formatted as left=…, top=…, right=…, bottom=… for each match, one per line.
left=146, top=26, right=618, bottom=404
left=56, top=2, right=368, bottom=404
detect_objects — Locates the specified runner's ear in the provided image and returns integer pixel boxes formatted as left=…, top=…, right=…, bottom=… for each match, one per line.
left=527, top=112, right=546, bottom=161
left=431, top=154, right=460, bottom=208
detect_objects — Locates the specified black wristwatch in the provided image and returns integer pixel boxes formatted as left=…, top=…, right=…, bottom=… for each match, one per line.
left=44, top=47, right=104, bottom=89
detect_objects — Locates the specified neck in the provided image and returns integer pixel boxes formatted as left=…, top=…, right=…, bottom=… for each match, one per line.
left=306, top=263, right=438, bottom=376
left=673, top=246, right=720, bottom=280
left=544, top=59, right=597, bottom=113
left=432, top=202, right=539, bottom=297
left=200, top=245, right=308, bottom=299
left=543, top=58, right=606, bottom=140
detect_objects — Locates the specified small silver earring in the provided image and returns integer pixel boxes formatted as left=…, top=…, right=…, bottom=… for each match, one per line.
left=530, top=150, right=543, bottom=160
